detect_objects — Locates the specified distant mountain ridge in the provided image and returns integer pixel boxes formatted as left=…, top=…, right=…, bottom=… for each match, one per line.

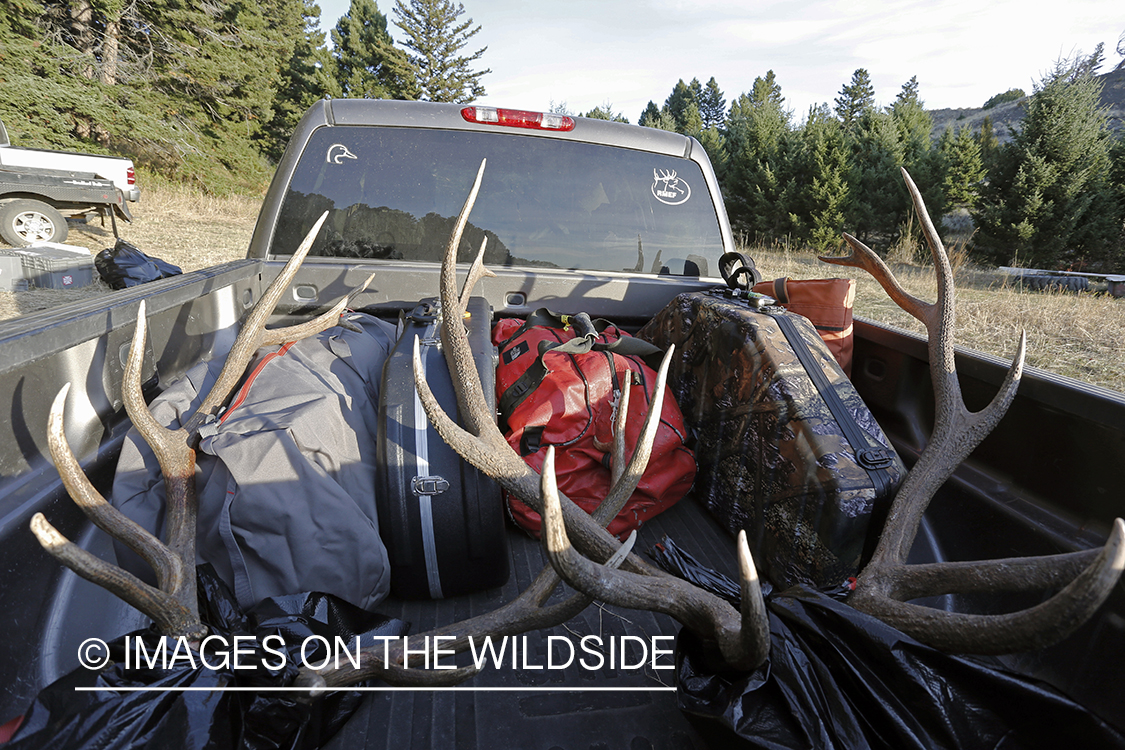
left=928, top=66, right=1125, bottom=142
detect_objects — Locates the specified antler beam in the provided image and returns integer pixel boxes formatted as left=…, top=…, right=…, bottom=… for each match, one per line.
left=33, top=212, right=373, bottom=643
left=821, top=168, right=1125, bottom=654
left=400, top=159, right=772, bottom=673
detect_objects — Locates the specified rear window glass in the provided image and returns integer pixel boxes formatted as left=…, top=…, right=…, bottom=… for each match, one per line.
left=269, top=126, right=723, bottom=276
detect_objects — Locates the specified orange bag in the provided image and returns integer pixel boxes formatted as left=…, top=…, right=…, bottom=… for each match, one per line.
left=753, top=277, right=856, bottom=376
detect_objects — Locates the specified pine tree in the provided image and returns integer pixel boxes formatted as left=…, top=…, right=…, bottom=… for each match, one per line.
left=844, top=108, right=905, bottom=242
left=638, top=101, right=662, bottom=127
left=976, top=114, right=999, bottom=169
left=3, top=0, right=320, bottom=190
left=890, top=75, right=943, bottom=224
left=750, top=70, right=784, bottom=108
left=260, top=0, right=342, bottom=161
left=640, top=106, right=677, bottom=132
left=891, top=77, right=930, bottom=158
left=699, top=77, right=726, bottom=129
left=940, top=126, right=985, bottom=208
left=583, top=102, right=628, bottom=123
left=974, top=57, right=1118, bottom=267
left=392, top=0, right=489, bottom=103
left=1108, top=137, right=1125, bottom=266
left=0, top=0, right=41, bottom=43
left=663, top=79, right=698, bottom=133
left=723, top=79, right=793, bottom=239
left=334, top=0, right=419, bottom=100
left=680, top=101, right=704, bottom=135
left=834, top=69, right=875, bottom=130
left=696, top=126, right=728, bottom=181
left=789, top=105, right=850, bottom=251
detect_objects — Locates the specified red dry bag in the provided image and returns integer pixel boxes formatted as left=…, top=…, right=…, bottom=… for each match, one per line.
left=492, top=310, right=696, bottom=539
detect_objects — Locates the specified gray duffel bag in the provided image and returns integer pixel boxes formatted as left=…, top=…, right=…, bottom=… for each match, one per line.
left=112, top=312, right=398, bottom=611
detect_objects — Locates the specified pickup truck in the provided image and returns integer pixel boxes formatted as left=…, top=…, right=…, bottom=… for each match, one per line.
left=0, top=119, right=137, bottom=246
left=0, top=99, right=1122, bottom=748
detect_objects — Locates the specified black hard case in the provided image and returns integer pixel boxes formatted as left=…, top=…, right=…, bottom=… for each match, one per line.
left=375, top=297, right=509, bottom=599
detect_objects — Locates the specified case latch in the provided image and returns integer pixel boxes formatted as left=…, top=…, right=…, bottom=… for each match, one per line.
left=412, top=475, right=450, bottom=496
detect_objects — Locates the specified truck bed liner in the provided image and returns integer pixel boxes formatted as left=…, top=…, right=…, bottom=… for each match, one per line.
left=325, top=500, right=737, bottom=750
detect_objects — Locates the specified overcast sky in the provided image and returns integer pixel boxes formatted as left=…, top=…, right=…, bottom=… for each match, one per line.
left=314, top=0, right=1123, bottom=123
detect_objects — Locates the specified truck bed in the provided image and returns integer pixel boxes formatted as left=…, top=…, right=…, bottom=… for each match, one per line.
left=0, top=259, right=1122, bottom=745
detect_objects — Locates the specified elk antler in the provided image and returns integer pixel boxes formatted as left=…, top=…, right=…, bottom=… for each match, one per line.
left=32, top=212, right=374, bottom=642
left=821, top=168, right=1125, bottom=653
left=400, top=159, right=771, bottom=673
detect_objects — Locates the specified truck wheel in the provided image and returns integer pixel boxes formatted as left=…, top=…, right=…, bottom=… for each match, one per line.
left=0, top=199, right=69, bottom=247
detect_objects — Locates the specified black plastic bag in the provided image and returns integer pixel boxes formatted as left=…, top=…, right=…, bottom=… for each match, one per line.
left=652, top=539, right=1125, bottom=750
left=95, top=239, right=182, bottom=289
left=4, top=566, right=409, bottom=750
left=651, top=536, right=771, bottom=606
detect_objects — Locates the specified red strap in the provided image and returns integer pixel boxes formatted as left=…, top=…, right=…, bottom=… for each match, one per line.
left=219, top=341, right=297, bottom=425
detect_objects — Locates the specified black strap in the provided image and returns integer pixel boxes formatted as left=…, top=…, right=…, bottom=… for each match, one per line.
left=767, top=309, right=896, bottom=497
left=719, top=251, right=763, bottom=290
left=520, top=425, right=545, bottom=456
left=772, top=277, right=789, bottom=304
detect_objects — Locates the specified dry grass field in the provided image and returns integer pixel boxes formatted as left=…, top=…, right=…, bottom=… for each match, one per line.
left=2, top=183, right=1123, bottom=393
left=752, top=244, right=1125, bottom=393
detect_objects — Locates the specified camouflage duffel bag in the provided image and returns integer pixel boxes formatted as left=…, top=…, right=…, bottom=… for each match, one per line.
left=637, top=289, right=905, bottom=589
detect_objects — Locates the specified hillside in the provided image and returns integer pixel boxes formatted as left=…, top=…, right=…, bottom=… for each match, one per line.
left=929, top=66, right=1125, bottom=141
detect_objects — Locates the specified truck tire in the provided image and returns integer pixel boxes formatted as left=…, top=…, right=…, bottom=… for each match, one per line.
left=0, top=199, right=68, bottom=247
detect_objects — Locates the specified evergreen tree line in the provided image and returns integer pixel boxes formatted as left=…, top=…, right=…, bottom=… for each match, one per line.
left=2, top=0, right=1122, bottom=269
left=0, top=0, right=489, bottom=192
left=637, top=58, right=1125, bottom=270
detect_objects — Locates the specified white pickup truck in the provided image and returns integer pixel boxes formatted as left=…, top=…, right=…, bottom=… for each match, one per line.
left=0, top=119, right=139, bottom=246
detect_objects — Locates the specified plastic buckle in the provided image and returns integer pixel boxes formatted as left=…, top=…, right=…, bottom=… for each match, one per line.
left=857, top=449, right=895, bottom=470
left=409, top=301, right=439, bottom=323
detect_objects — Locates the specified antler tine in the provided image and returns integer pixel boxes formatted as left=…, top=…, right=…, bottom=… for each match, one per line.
left=122, top=302, right=199, bottom=613
left=825, top=233, right=928, bottom=323
left=837, top=168, right=1123, bottom=654
left=541, top=447, right=769, bottom=671
left=187, top=211, right=374, bottom=433
left=866, top=519, right=1124, bottom=654
left=458, top=235, right=497, bottom=313
left=436, top=159, right=497, bottom=439
left=610, top=381, right=631, bottom=488
left=29, top=513, right=202, bottom=639
left=34, top=383, right=205, bottom=640
left=594, top=346, right=674, bottom=527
